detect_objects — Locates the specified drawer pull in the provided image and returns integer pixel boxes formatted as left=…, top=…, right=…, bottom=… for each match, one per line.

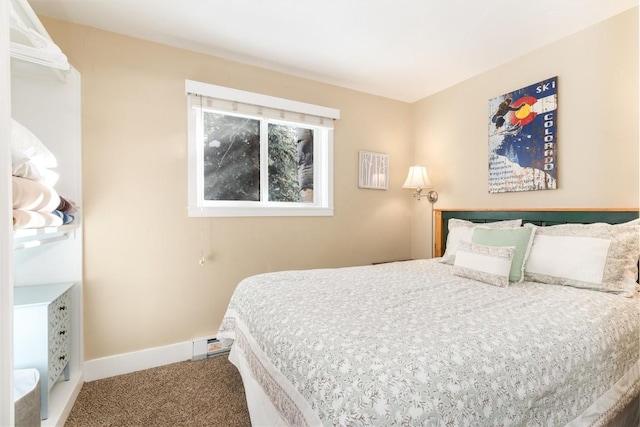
left=59, top=355, right=66, bottom=361
left=59, top=330, right=66, bottom=336
left=59, top=306, right=67, bottom=311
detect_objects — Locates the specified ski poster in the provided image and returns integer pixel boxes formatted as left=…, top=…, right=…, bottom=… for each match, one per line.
left=488, top=76, right=558, bottom=193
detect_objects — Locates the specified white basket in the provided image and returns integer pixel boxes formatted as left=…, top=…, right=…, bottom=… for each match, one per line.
left=14, top=369, right=41, bottom=427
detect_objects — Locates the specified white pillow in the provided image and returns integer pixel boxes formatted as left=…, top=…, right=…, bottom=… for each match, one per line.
left=524, top=223, right=640, bottom=296
left=525, top=234, right=610, bottom=282
left=12, top=159, right=59, bottom=187
left=453, top=241, right=515, bottom=287
left=11, top=118, right=57, bottom=168
left=616, top=218, right=640, bottom=227
left=440, top=218, right=522, bottom=264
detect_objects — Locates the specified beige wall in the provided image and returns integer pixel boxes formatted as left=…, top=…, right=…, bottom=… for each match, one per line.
left=42, top=18, right=413, bottom=361
left=411, top=8, right=639, bottom=259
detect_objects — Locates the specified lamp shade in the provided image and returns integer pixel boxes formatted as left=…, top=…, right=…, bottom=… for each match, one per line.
left=402, top=165, right=433, bottom=189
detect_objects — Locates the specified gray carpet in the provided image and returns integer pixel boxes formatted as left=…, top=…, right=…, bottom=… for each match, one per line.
left=64, top=355, right=251, bottom=427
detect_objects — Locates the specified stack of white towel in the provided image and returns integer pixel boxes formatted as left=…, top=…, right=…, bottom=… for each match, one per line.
left=11, top=118, right=70, bottom=229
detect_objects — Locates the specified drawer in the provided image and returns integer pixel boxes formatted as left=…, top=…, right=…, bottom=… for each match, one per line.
left=48, top=337, right=70, bottom=387
left=48, top=309, right=70, bottom=349
left=48, top=322, right=70, bottom=361
left=48, top=291, right=70, bottom=329
left=47, top=290, right=71, bottom=354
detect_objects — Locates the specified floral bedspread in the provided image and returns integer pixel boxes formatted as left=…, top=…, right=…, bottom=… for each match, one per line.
left=218, top=259, right=639, bottom=426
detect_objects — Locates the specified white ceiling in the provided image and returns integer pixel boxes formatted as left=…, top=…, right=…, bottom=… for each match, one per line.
left=30, top=0, right=638, bottom=103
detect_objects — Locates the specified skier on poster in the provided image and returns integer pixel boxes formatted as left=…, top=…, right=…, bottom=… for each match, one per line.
left=490, top=97, right=526, bottom=130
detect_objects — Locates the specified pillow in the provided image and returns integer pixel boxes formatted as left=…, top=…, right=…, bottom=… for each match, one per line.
left=616, top=218, right=640, bottom=227
left=471, top=226, right=535, bottom=283
left=617, top=218, right=640, bottom=282
left=453, top=241, right=515, bottom=287
left=11, top=118, right=57, bottom=168
left=440, top=218, right=522, bottom=265
left=523, top=223, right=640, bottom=296
left=12, top=159, right=59, bottom=186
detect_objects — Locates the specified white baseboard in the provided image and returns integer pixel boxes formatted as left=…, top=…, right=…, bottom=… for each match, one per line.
left=83, top=341, right=193, bottom=382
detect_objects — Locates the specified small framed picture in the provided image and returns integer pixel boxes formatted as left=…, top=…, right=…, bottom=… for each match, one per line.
left=358, top=151, right=389, bottom=190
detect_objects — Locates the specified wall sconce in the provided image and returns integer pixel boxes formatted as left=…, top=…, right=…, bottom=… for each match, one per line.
left=403, top=165, right=438, bottom=203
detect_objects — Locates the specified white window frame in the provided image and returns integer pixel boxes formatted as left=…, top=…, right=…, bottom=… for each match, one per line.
left=186, top=80, right=339, bottom=217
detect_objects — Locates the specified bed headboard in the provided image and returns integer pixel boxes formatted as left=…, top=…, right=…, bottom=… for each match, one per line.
left=434, top=208, right=639, bottom=257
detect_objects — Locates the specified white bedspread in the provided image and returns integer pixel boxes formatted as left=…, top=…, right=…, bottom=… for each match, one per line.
left=218, top=259, right=639, bottom=426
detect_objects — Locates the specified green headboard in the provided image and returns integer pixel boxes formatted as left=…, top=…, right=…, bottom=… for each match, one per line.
left=434, top=208, right=639, bottom=257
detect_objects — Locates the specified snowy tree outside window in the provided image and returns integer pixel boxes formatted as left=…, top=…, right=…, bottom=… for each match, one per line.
left=186, top=80, right=339, bottom=217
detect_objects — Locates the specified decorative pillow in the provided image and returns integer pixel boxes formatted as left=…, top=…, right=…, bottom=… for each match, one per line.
left=11, top=118, right=57, bottom=168
left=453, top=241, right=515, bottom=287
left=524, top=223, right=640, bottom=296
left=471, top=226, right=535, bottom=283
left=440, top=218, right=522, bottom=265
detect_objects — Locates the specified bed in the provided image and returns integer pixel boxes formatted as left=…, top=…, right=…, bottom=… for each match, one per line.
left=218, top=208, right=640, bottom=426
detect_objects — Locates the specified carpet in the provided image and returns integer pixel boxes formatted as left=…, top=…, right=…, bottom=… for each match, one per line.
left=64, top=355, right=251, bottom=427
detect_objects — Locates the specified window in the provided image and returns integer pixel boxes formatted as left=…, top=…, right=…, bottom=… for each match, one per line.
left=186, top=80, right=340, bottom=217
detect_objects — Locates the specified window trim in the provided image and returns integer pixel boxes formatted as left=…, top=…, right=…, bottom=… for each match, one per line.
left=186, top=80, right=339, bottom=217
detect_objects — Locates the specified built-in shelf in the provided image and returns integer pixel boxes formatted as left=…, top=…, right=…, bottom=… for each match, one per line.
left=4, top=0, right=83, bottom=425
